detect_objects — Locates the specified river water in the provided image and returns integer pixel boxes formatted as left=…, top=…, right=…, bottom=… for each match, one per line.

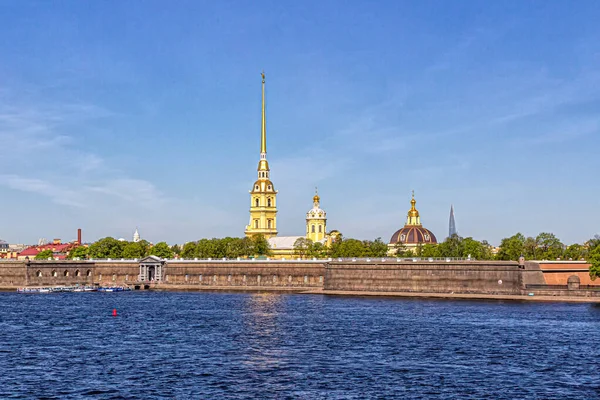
left=0, top=292, right=599, bottom=399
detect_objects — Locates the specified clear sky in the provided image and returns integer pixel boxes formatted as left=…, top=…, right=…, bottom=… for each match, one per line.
left=1, top=1, right=599, bottom=246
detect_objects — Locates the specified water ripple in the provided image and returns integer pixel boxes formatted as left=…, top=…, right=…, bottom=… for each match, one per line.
left=1, top=292, right=599, bottom=399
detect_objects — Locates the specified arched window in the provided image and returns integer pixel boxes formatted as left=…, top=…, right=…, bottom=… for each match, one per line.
left=319, top=225, right=322, bottom=233
left=267, top=198, right=271, bottom=207
left=52, top=270, right=57, bottom=277
left=64, top=270, right=69, bottom=277
left=86, top=270, right=92, bottom=277
left=36, top=270, right=42, bottom=277
left=255, top=198, right=259, bottom=207
left=254, top=220, right=259, bottom=229
left=268, top=219, right=272, bottom=229
left=311, top=225, right=315, bottom=233
left=75, top=270, right=81, bottom=277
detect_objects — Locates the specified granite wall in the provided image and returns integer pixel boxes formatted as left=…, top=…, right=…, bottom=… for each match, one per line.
left=0, top=260, right=326, bottom=290
left=2, top=258, right=583, bottom=296
left=324, top=260, right=525, bottom=294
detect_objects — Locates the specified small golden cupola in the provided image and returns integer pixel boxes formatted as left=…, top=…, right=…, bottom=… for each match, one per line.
left=406, top=190, right=421, bottom=226
left=306, top=188, right=327, bottom=242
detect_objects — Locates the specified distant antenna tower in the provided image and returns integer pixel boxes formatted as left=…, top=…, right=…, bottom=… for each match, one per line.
left=449, top=205, right=457, bottom=237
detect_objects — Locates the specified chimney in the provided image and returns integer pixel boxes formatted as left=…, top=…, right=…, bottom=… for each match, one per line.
left=53, top=238, right=61, bottom=245
left=77, top=228, right=82, bottom=244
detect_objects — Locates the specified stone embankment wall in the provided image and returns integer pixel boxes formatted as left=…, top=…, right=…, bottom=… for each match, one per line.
left=325, top=260, right=524, bottom=294
left=159, top=261, right=325, bottom=288
left=0, top=261, right=27, bottom=288
left=2, top=259, right=597, bottom=297
left=0, top=260, right=326, bottom=290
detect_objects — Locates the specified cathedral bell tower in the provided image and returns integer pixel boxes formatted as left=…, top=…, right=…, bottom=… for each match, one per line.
left=306, top=188, right=327, bottom=242
left=245, top=72, right=278, bottom=239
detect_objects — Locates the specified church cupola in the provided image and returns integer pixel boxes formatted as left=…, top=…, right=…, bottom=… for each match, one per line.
left=306, top=188, right=327, bottom=242
left=406, top=190, right=421, bottom=226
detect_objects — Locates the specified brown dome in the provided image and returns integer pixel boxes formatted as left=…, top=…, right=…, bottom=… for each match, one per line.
left=389, top=226, right=437, bottom=245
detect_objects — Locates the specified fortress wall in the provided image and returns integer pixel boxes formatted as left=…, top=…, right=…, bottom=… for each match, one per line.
left=1, top=260, right=327, bottom=289
left=0, top=261, right=27, bottom=287
left=532, top=261, right=598, bottom=286
left=324, top=260, right=523, bottom=294
left=26, top=261, right=96, bottom=287
left=94, top=262, right=139, bottom=285
left=6, top=259, right=597, bottom=296
left=161, top=261, right=326, bottom=288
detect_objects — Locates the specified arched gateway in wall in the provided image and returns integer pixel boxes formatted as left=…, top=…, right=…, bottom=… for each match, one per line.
left=139, top=256, right=164, bottom=282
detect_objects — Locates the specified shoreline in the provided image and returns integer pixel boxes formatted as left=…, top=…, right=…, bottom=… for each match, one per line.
left=3, top=285, right=600, bottom=303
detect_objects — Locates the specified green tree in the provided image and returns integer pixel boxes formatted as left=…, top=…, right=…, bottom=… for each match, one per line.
left=496, top=233, right=526, bottom=261
left=330, top=239, right=368, bottom=258
left=35, top=249, right=54, bottom=260
left=437, top=234, right=463, bottom=258
left=365, top=238, right=389, bottom=257
left=88, top=237, right=126, bottom=259
left=393, top=241, right=410, bottom=257
left=293, top=237, right=313, bottom=259
left=564, top=244, right=588, bottom=261
left=523, top=236, right=538, bottom=259
left=419, top=244, right=440, bottom=258
left=149, top=242, right=174, bottom=259
left=535, top=232, right=564, bottom=260
left=589, top=247, right=600, bottom=281
left=122, top=240, right=150, bottom=259
left=308, top=242, right=328, bottom=258
left=251, top=234, right=271, bottom=256
left=67, top=246, right=89, bottom=260
left=195, top=238, right=219, bottom=258
left=586, top=235, right=600, bottom=253
left=181, top=242, right=197, bottom=259
left=170, top=244, right=181, bottom=256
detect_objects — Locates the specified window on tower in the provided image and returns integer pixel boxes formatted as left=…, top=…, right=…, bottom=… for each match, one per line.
left=267, top=198, right=271, bottom=207
left=255, top=198, right=259, bottom=207
left=268, top=219, right=272, bottom=228
left=254, top=220, right=259, bottom=229
left=319, top=225, right=322, bottom=233
left=311, top=225, right=315, bottom=233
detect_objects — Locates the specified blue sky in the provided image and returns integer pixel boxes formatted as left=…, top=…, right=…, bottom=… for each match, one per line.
left=1, top=1, right=599, bottom=246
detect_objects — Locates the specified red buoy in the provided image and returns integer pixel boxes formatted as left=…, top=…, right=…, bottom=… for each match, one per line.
left=112, top=308, right=117, bottom=317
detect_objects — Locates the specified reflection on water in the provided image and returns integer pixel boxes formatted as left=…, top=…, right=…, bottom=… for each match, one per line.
left=241, top=293, right=287, bottom=370
left=0, top=292, right=599, bottom=399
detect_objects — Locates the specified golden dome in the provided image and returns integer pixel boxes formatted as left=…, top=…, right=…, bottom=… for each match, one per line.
left=408, top=197, right=419, bottom=218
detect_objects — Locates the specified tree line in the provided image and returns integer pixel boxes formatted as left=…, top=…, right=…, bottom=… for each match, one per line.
left=61, top=235, right=271, bottom=260
left=62, top=237, right=175, bottom=260
left=45, top=232, right=600, bottom=281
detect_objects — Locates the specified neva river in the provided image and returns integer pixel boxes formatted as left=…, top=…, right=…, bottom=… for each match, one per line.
left=1, top=292, right=599, bottom=399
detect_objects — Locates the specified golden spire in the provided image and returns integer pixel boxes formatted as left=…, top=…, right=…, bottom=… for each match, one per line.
left=260, top=71, right=267, bottom=155
left=313, top=186, right=320, bottom=204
